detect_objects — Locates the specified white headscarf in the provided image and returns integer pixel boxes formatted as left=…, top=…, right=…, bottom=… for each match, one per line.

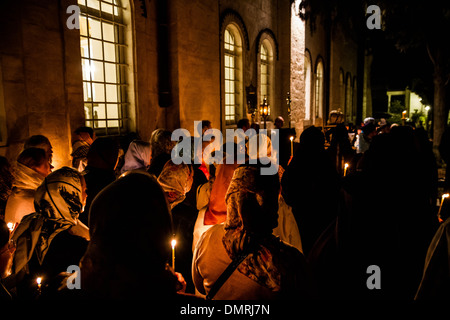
left=12, top=167, right=86, bottom=272
left=120, top=140, right=151, bottom=173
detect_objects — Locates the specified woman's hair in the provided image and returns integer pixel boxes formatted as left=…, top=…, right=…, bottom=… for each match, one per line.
left=17, top=148, right=47, bottom=169
left=23, top=135, right=51, bottom=150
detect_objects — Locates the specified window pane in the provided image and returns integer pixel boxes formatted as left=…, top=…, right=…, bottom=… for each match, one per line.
left=80, top=38, right=89, bottom=58
left=88, top=18, right=102, bottom=39
left=102, top=22, right=115, bottom=42
left=108, top=120, right=119, bottom=128
left=102, top=3, right=113, bottom=15
left=91, top=60, right=104, bottom=82
left=86, top=0, right=100, bottom=10
left=83, top=82, right=91, bottom=100
left=104, top=63, right=116, bottom=82
left=81, top=58, right=92, bottom=80
left=103, top=42, right=116, bottom=62
left=80, top=16, right=88, bottom=37
left=89, top=39, right=103, bottom=60
left=107, top=104, right=119, bottom=118
left=93, top=83, right=105, bottom=102
left=94, top=103, right=106, bottom=128
left=106, top=84, right=118, bottom=102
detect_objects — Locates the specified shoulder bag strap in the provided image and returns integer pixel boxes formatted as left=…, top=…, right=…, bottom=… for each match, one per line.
left=206, top=251, right=250, bottom=300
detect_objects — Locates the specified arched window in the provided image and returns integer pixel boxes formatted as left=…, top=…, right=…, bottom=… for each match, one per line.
left=223, top=25, right=243, bottom=125
left=304, top=53, right=312, bottom=121
left=260, top=40, right=274, bottom=117
left=314, top=59, right=324, bottom=119
left=78, top=0, right=134, bottom=135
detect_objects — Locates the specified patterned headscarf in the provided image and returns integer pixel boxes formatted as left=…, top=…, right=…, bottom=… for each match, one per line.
left=157, top=160, right=193, bottom=209
left=223, top=165, right=281, bottom=291
left=12, top=167, right=85, bottom=272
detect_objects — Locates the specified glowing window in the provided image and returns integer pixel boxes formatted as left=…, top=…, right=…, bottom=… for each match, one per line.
left=78, top=0, right=132, bottom=135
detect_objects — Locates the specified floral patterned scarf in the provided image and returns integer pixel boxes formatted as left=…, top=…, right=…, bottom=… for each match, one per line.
left=157, top=160, right=193, bottom=209
left=222, top=165, right=282, bottom=291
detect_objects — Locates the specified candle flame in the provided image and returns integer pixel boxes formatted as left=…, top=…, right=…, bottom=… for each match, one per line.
left=171, top=239, right=177, bottom=249
left=290, top=136, right=294, bottom=141
left=443, top=193, right=449, bottom=199
left=344, top=163, right=349, bottom=169
left=36, top=277, right=42, bottom=285
left=7, top=222, right=14, bottom=232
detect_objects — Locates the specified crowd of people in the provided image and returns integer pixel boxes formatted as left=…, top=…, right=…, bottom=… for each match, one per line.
left=0, top=117, right=449, bottom=300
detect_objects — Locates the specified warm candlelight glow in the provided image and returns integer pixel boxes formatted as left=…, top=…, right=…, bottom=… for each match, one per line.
left=171, top=239, right=176, bottom=271
left=7, top=222, right=14, bottom=232
left=344, top=163, right=349, bottom=177
left=437, top=193, right=449, bottom=222
left=36, top=277, right=42, bottom=285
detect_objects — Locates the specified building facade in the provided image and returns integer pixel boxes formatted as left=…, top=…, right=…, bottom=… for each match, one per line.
left=0, top=0, right=360, bottom=167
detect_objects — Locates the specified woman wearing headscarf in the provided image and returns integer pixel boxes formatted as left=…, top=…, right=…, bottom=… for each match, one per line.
left=148, top=129, right=175, bottom=177
left=157, top=160, right=196, bottom=292
left=11, top=167, right=89, bottom=298
left=193, top=163, right=315, bottom=300
left=193, top=142, right=240, bottom=251
left=81, top=137, right=119, bottom=226
left=80, top=171, right=186, bottom=299
left=5, top=148, right=52, bottom=226
left=120, top=140, right=151, bottom=174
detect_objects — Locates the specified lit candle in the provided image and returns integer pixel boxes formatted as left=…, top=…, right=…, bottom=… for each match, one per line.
left=402, top=110, right=407, bottom=119
left=438, top=193, right=449, bottom=222
left=289, top=136, right=294, bottom=157
left=36, top=277, right=42, bottom=294
left=344, top=163, right=349, bottom=177
left=171, top=239, right=177, bottom=271
left=7, top=222, right=14, bottom=232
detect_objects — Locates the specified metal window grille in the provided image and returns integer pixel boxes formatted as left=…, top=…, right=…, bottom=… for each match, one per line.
left=78, top=0, right=129, bottom=136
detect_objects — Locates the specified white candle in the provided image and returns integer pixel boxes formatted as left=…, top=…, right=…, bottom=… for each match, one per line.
left=290, top=136, right=294, bottom=157
left=36, top=277, right=42, bottom=293
left=344, top=163, right=349, bottom=177
left=171, top=239, right=177, bottom=271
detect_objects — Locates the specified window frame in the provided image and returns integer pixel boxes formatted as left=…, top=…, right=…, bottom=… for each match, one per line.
left=78, top=0, right=133, bottom=136
left=222, top=24, right=243, bottom=126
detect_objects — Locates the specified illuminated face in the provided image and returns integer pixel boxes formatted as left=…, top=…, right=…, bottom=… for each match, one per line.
left=34, top=160, right=52, bottom=177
